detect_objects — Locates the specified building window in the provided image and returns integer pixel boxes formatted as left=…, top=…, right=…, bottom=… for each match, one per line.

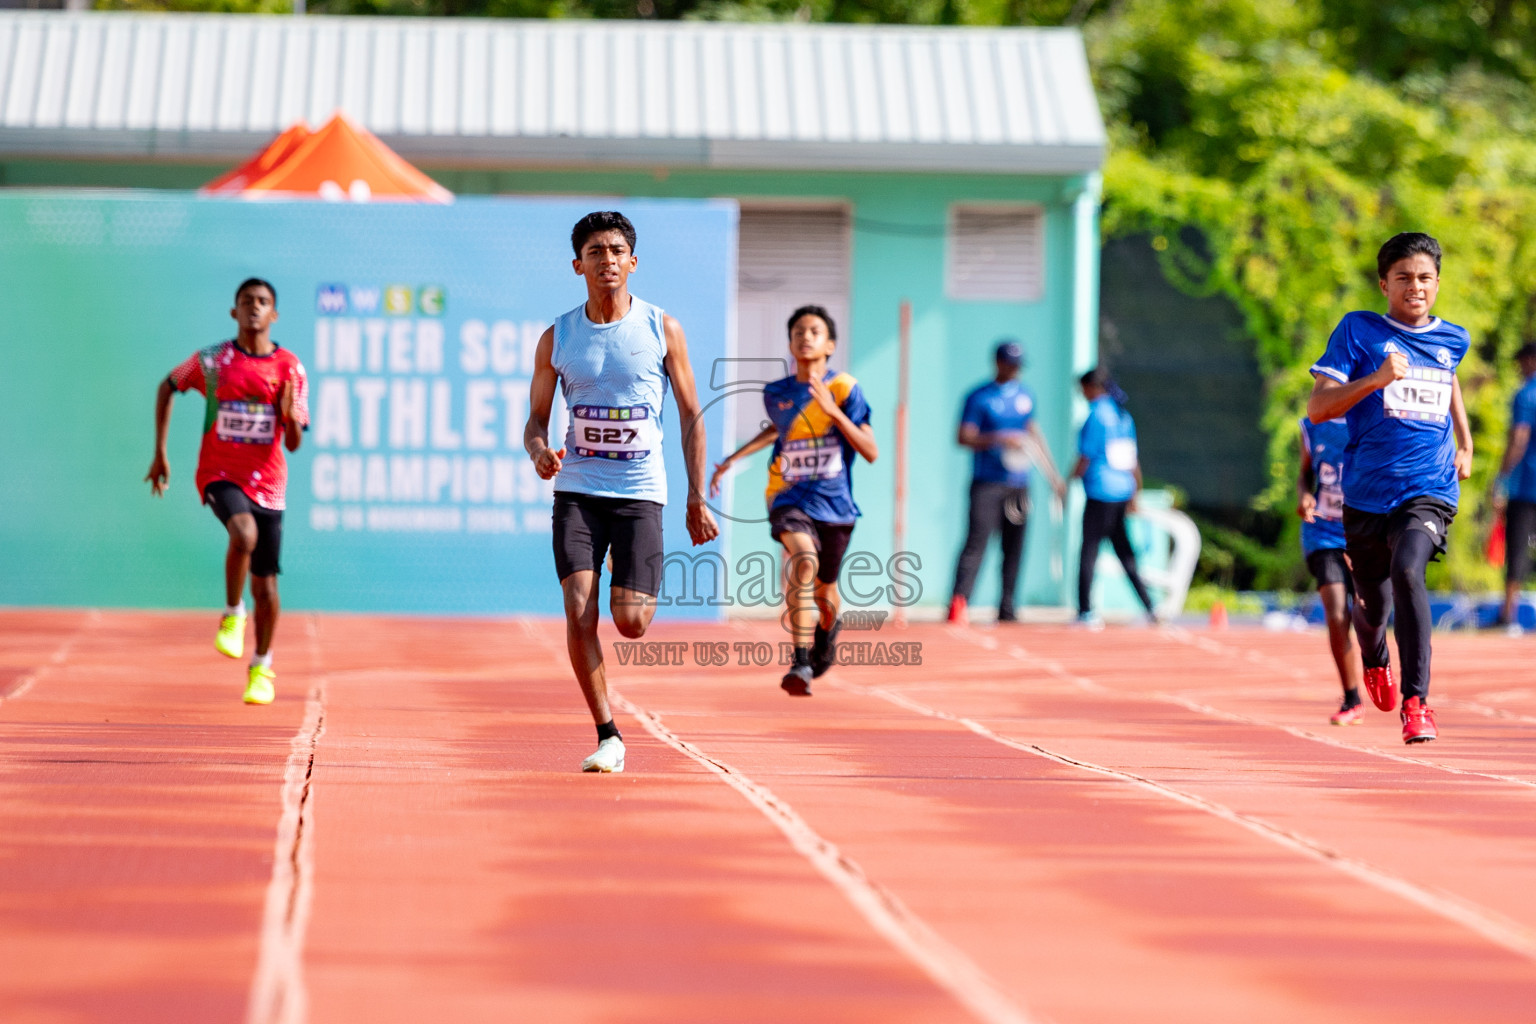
left=946, top=205, right=1045, bottom=302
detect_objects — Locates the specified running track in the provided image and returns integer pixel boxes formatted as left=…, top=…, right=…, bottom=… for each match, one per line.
left=3, top=609, right=1535, bottom=1023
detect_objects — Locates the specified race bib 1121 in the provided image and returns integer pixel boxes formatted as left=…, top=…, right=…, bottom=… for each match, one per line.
left=215, top=401, right=277, bottom=444
left=571, top=405, right=658, bottom=460
left=1382, top=368, right=1453, bottom=422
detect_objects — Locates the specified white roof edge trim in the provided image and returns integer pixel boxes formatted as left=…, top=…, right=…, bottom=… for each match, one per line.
left=0, top=11, right=1106, bottom=171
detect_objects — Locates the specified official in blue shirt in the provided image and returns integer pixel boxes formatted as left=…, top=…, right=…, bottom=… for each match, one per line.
left=1308, top=232, right=1474, bottom=745
left=947, top=340, right=1065, bottom=624
left=1490, top=342, right=1536, bottom=630
left=1297, top=416, right=1363, bottom=724
left=1072, top=367, right=1156, bottom=625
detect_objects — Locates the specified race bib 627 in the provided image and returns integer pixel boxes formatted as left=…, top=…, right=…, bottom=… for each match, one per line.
left=572, top=405, right=658, bottom=460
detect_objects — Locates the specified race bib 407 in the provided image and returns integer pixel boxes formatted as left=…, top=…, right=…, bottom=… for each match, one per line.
left=1382, top=368, right=1453, bottom=422
left=780, top=435, right=845, bottom=483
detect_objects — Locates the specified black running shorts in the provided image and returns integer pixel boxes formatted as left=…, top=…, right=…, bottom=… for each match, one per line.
left=203, top=481, right=284, bottom=577
left=1342, top=495, right=1455, bottom=587
left=1305, top=547, right=1353, bottom=592
left=552, top=491, right=665, bottom=596
left=768, top=505, right=855, bottom=585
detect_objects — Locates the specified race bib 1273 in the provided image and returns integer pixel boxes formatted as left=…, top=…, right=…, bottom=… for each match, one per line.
left=215, top=401, right=277, bottom=444
left=1382, top=367, right=1453, bottom=422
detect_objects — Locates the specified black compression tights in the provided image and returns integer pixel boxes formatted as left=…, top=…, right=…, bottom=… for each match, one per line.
left=1352, top=528, right=1437, bottom=701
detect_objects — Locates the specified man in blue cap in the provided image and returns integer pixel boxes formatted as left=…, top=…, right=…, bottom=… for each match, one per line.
left=948, top=340, right=1065, bottom=624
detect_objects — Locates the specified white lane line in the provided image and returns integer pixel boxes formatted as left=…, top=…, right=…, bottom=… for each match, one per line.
left=840, top=681, right=1536, bottom=964
left=0, top=609, right=100, bottom=706
left=1163, top=693, right=1536, bottom=792
left=960, top=629, right=1536, bottom=792
left=1155, top=626, right=1536, bottom=788
left=247, top=617, right=328, bottom=1024
left=610, top=689, right=1043, bottom=1024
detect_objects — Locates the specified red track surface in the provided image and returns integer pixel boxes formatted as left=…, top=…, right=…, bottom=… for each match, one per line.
left=3, top=609, right=1536, bottom=1023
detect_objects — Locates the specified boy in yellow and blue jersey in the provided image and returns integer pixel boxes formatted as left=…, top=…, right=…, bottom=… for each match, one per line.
left=711, top=305, right=878, bottom=696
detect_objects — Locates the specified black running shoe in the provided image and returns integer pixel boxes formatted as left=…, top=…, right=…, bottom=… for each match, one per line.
left=810, top=618, right=841, bottom=678
left=781, top=663, right=813, bottom=696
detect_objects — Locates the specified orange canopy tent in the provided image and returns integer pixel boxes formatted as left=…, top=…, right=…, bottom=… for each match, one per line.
left=201, top=113, right=452, bottom=203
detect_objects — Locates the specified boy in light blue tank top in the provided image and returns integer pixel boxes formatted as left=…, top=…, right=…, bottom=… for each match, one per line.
left=524, top=212, right=719, bottom=774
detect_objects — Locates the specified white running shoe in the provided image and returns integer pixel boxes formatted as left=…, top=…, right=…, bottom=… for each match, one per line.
left=580, top=736, right=626, bottom=773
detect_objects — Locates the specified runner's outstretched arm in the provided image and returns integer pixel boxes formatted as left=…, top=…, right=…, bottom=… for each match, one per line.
left=1451, top=376, right=1473, bottom=480
left=1297, top=430, right=1318, bottom=523
left=1491, top=421, right=1530, bottom=509
left=709, top=425, right=778, bottom=498
left=1308, top=352, right=1407, bottom=422
left=807, top=376, right=877, bottom=463
left=279, top=380, right=303, bottom=453
left=1025, top=422, right=1067, bottom=497
left=146, top=378, right=175, bottom=497
left=523, top=326, right=566, bottom=480
left=662, top=315, right=721, bottom=545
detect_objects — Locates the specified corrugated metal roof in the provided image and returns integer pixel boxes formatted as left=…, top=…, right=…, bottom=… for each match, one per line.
left=0, top=12, right=1105, bottom=174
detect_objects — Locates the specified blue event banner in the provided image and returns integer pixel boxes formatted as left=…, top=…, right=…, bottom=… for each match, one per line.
left=0, top=193, right=737, bottom=617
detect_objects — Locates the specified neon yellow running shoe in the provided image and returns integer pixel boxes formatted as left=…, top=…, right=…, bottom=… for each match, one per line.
left=215, top=614, right=246, bottom=659
left=244, top=664, right=275, bottom=705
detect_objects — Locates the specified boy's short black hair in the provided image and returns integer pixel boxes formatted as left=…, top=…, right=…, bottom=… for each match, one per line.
left=236, top=277, right=277, bottom=305
left=1080, top=366, right=1109, bottom=389
left=1515, top=342, right=1536, bottom=362
left=571, top=211, right=637, bottom=258
left=787, top=304, right=837, bottom=341
left=1376, top=232, right=1442, bottom=280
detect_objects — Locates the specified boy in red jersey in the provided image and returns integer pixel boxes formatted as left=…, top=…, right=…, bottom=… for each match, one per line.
left=146, top=278, right=309, bottom=705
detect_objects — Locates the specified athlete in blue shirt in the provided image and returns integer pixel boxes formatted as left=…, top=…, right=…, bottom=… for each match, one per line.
left=710, top=305, right=877, bottom=696
left=526, top=211, right=720, bottom=772
left=1072, top=368, right=1157, bottom=626
left=1489, top=342, right=1536, bottom=631
left=947, top=340, right=1065, bottom=625
left=1308, top=232, right=1473, bottom=745
left=1297, top=416, right=1364, bottom=724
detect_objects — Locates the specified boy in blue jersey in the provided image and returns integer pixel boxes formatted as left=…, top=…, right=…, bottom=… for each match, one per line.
left=1307, top=233, right=1474, bottom=745
left=525, top=211, right=720, bottom=772
left=710, top=305, right=877, bottom=696
left=947, top=340, right=1066, bottom=625
left=1489, top=342, right=1536, bottom=632
left=1297, top=416, right=1365, bottom=724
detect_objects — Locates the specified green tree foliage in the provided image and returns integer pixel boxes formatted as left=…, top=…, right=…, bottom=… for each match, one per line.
left=1091, top=1, right=1536, bottom=588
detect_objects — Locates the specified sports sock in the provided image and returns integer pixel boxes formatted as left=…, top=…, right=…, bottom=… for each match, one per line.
left=225, top=603, right=246, bottom=617
left=596, top=720, right=622, bottom=743
left=251, top=651, right=273, bottom=669
left=793, top=646, right=812, bottom=668
left=1341, top=686, right=1361, bottom=708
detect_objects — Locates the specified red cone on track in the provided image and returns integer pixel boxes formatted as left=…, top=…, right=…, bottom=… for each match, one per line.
left=1209, top=601, right=1228, bottom=631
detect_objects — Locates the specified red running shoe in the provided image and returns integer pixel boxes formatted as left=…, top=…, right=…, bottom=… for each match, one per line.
left=1401, top=697, right=1438, bottom=744
left=1330, top=702, right=1365, bottom=726
left=947, top=595, right=968, bottom=625
left=1362, top=665, right=1397, bottom=712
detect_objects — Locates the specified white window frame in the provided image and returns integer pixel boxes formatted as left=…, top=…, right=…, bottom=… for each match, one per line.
left=945, top=203, right=1046, bottom=302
